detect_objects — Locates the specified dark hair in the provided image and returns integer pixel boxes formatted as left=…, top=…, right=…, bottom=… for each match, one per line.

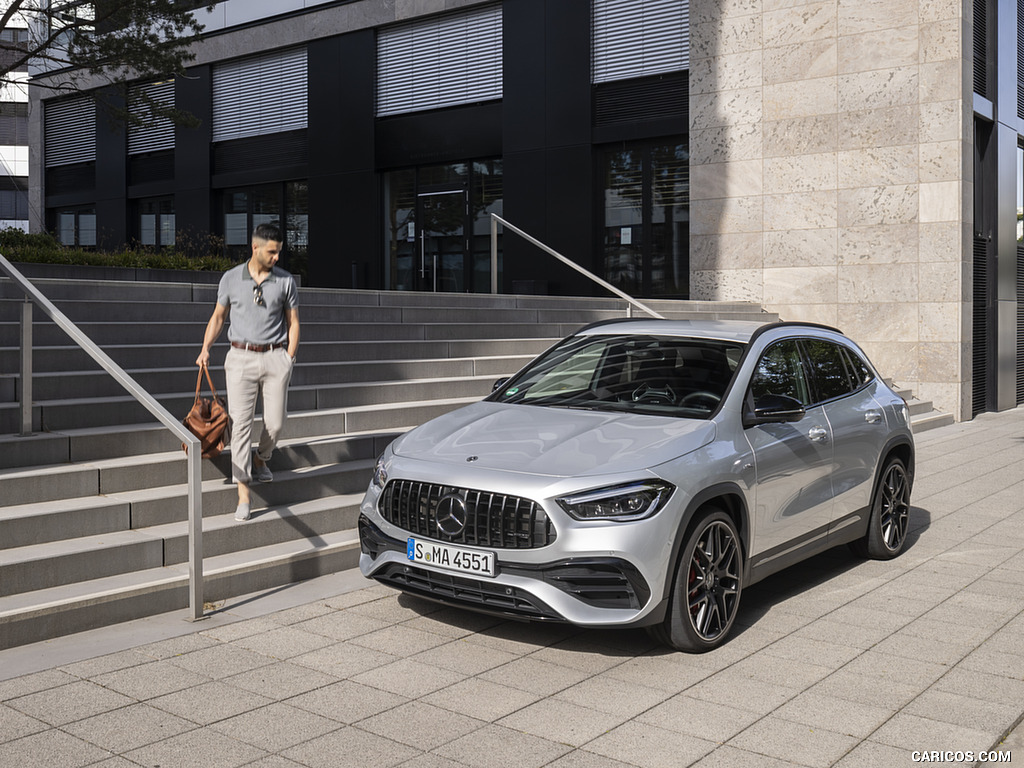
left=252, top=223, right=284, bottom=244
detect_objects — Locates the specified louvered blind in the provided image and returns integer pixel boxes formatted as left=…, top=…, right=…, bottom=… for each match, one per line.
left=377, top=4, right=502, bottom=117
left=44, top=97, right=95, bottom=167
left=593, top=0, right=689, bottom=84
left=128, top=80, right=175, bottom=155
left=1017, top=242, right=1024, bottom=404
left=212, top=47, right=307, bottom=142
left=1018, top=0, right=1024, bottom=118
left=974, top=0, right=988, bottom=97
left=973, top=234, right=990, bottom=416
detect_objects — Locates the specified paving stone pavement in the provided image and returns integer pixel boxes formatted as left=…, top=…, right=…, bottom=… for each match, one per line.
left=3, top=408, right=1024, bottom=767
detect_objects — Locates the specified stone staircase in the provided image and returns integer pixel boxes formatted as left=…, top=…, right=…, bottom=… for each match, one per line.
left=0, top=269, right=780, bottom=649
left=892, top=385, right=954, bottom=433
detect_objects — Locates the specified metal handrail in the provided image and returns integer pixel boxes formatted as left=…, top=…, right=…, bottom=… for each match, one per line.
left=0, top=255, right=205, bottom=622
left=489, top=213, right=665, bottom=320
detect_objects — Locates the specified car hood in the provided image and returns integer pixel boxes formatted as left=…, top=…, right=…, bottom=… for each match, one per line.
left=392, top=401, right=717, bottom=477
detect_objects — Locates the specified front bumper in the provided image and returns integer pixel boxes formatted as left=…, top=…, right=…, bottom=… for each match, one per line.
left=358, top=516, right=660, bottom=626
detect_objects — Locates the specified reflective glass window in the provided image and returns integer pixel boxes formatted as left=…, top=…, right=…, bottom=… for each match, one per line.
left=750, top=340, right=810, bottom=405
left=801, top=339, right=854, bottom=402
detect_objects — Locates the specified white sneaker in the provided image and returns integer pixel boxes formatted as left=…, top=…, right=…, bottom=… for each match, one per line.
left=234, top=502, right=252, bottom=521
left=254, top=460, right=273, bottom=483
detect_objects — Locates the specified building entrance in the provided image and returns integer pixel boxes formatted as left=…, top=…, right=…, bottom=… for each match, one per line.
left=384, top=160, right=502, bottom=293
left=417, top=189, right=466, bottom=292
left=600, top=140, right=688, bottom=298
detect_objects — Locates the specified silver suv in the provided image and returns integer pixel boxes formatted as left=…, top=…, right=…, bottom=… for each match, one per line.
left=358, top=320, right=915, bottom=652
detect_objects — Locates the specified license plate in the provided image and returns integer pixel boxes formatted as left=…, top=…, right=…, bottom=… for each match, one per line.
left=407, top=538, right=496, bottom=578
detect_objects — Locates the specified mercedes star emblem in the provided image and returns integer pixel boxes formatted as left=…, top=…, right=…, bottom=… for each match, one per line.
left=435, top=492, right=468, bottom=537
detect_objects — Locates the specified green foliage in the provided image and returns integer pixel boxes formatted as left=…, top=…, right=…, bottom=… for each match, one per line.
left=1, top=1, right=218, bottom=127
left=0, top=228, right=236, bottom=272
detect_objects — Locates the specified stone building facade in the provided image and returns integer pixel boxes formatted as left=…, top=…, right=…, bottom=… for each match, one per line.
left=689, top=0, right=974, bottom=420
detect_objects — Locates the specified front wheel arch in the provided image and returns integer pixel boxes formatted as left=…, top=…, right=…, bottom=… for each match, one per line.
left=659, top=484, right=750, bottom=602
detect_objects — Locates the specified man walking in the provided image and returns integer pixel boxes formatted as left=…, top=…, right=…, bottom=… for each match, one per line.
left=196, top=224, right=300, bottom=521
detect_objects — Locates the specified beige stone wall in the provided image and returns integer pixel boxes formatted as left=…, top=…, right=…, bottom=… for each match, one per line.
left=690, top=0, right=972, bottom=420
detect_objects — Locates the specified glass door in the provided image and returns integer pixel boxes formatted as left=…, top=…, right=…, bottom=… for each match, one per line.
left=601, top=140, right=688, bottom=298
left=419, top=189, right=466, bottom=292
left=384, top=160, right=502, bottom=292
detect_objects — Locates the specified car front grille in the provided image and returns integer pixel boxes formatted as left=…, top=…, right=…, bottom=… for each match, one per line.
left=378, top=479, right=556, bottom=549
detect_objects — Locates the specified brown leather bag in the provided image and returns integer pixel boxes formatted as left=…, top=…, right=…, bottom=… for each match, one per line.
left=182, top=365, right=230, bottom=458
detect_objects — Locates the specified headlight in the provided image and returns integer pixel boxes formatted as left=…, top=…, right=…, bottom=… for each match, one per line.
left=371, top=453, right=390, bottom=490
left=556, top=481, right=674, bottom=522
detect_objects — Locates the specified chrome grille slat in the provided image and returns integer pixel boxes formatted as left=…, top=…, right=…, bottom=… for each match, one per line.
left=379, top=479, right=556, bottom=549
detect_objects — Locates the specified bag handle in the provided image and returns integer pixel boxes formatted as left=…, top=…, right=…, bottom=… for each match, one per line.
left=194, top=363, right=221, bottom=402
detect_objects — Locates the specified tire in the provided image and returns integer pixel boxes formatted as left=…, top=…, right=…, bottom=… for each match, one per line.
left=850, top=456, right=911, bottom=560
left=649, top=508, right=743, bottom=653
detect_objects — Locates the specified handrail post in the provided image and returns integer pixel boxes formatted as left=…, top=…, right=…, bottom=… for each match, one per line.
left=490, top=214, right=498, bottom=294
left=19, top=297, right=32, bottom=435
left=187, top=447, right=204, bottom=620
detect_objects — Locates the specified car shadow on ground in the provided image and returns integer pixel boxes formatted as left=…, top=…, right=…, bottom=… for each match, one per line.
left=730, top=504, right=932, bottom=642
left=392, top=504, right=932, bottom=657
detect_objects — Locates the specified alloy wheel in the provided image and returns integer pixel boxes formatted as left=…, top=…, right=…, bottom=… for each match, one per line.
left=687, top=520, right=741, bottom=641
left=879, top=462, right=910, bottom=551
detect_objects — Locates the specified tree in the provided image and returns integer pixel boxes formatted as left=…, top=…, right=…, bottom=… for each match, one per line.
left=0, top=1, right=215, bottom=124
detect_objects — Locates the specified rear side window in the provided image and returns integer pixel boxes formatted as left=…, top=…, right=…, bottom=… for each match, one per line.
left=842, top=347, right=875, bottom=387
left=799, top=339, right=875, bottom=403
left=801, top=339, right=853, bottom=402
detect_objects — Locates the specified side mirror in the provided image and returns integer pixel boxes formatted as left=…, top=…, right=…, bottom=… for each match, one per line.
left=744, top=393, right=806, bottom=427
left=492, top=377, right=509, bottom=393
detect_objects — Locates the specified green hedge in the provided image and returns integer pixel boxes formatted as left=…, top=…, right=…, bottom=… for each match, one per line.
left=0, top=229, right=237, bottom=272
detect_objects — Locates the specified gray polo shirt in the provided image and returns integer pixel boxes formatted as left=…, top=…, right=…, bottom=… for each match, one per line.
left=217, top=262, right=299, bottom=345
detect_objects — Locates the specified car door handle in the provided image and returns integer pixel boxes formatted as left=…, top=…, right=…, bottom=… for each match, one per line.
left=865, top=410, right=882, bottom=424
left=808, top=426, right=829, bottom=442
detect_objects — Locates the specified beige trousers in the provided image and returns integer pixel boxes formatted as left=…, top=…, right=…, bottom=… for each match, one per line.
left=224, top=346, right=293, bottom=484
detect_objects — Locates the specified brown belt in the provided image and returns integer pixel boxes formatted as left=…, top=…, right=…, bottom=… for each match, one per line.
left=231, top=341, right=285, bottom=353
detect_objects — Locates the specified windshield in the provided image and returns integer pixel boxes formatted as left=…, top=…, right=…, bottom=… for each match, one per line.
left=489, top=334, right=746, bottom=419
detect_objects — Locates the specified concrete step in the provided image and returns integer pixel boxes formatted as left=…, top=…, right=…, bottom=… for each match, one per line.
left=2, top=278, right=772, bottom=314
left=0, top=528, right=361, bottom=650
left=911, top=409, right=955, bottom=433
left=0, top=397, right=472, bottom=468
left=0, top=277, right=206, bottom=303
left=151, top=493, right=363, bottom=567
left=0, top=337, right=557, bottom=372
left=120, top=459, right=373, bottom=529
left=0, top=320, right=579, bottom=346
left=1, top=298, right=634, bottom=326
left=0, top=354, right=534, bottom=402
left=0, top=360, right=495, bottom=430
left=906, top=398, right=935, bottom=417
